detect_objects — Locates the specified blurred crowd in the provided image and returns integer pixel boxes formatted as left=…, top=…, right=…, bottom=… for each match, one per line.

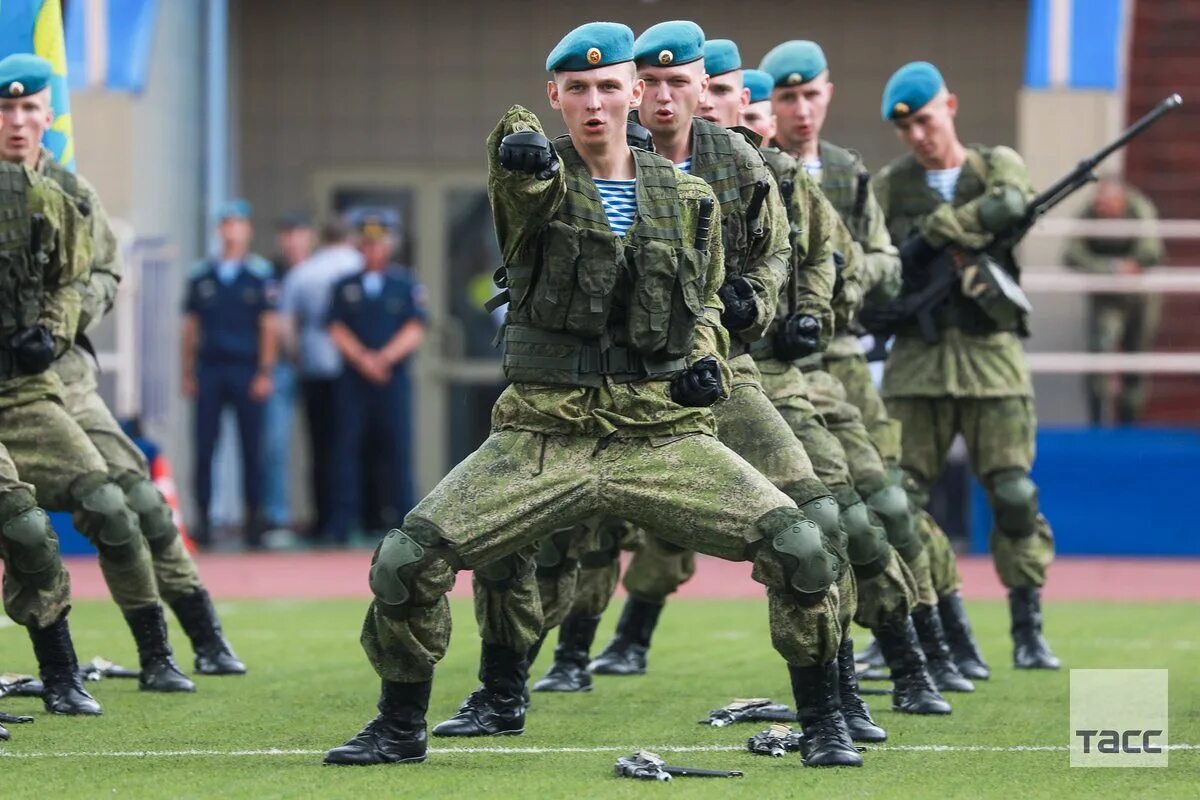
left=181, top=202, right=427, bottom=551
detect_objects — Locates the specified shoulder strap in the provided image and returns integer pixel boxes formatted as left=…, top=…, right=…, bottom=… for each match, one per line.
left=631, top=148, right=682, bottom=245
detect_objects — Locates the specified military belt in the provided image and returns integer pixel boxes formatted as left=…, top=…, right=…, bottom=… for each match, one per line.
left=503, top=324, right=685, bottom=387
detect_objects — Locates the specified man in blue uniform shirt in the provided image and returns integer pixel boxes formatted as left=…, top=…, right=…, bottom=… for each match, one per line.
left=324, top=209, right=427, bottom=546
left=181, top=199, right=279, bottom=549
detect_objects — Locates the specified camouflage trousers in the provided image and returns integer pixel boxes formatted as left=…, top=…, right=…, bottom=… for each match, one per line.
left=54, top=347, right=203, bottom=603
left=0, top=392, right=159, bottom=611
left=825, top=353, right=941, bottom=608
left=1086, top=295, right=1162, bottom=423
left=758, top=359, right=915, bottom=627
left=0, top=441, right=71, bottom=628
left=362, top=425, right=846, bottom=682
left=889, top=395, right=1054, bottom=589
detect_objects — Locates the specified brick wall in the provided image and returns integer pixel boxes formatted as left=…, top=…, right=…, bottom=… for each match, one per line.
left=1125, top=0, right=1200, bottom=421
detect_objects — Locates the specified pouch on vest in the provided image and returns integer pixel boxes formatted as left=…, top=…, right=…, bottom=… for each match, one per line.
left=565, top=228, right=623, bottom=338
left=628, top=241, right=707, bottom=359
left=529, top=220, right=579, bottom=331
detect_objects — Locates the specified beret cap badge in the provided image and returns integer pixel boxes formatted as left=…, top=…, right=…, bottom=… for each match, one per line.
left=786, top=73, right=802, bottom=86
left=586, top=47, right=602, bottom=65
left=658, top=49, right=673, bottom=65
left=8, top=81, right=23, bottom=97
left=893, top=101, right=909, bottom=115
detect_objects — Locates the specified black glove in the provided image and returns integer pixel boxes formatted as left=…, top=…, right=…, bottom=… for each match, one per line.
left=498, top=131, right=560, bottom=180
left=898, top=234, right=937, bottom=281
left=717, top=276, right=757, bottom=332
left=626, top=120, right=655, bottom=152
left=772, top=314, right=821, bottom=360
left=8, top=326, right=56, bottom=374
left=858, top=299, right=910, bottom=336
left=670, top=356, right=723, bottom=408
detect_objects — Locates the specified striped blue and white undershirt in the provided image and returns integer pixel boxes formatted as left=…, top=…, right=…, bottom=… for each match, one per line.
left=593, top=178, right=638, bottom=236
left=675, top=157, right=692, bottom=174
left=925, top=167, right=962, bottom=202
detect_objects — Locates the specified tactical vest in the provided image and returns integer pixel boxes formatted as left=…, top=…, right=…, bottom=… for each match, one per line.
left=39, top=156, right=81, bottom=206
left=818, top=141, right=871, bottom=240
left=0, top=167, right=51, bottom=374
left=498, top=138, right=705, bottom=387
left=689, top=118, right=768, bottom=278
left=883, top=146, right=1022, bottom=337
left=750, top=146, right=801, bottom=362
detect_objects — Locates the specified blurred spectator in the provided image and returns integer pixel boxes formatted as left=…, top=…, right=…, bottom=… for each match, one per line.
left=279, top=218, right=363, bottom=537
left=261, top=212, right=315, bottom=540
left=181, top=199, right=279, bottom=549
left=323, top=209, right=426, bottom=545
left=1063, top=177, right=1165, bottom=425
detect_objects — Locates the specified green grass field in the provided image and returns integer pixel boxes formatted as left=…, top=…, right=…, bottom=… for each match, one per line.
left=1, top=598, right=1197, bottom=799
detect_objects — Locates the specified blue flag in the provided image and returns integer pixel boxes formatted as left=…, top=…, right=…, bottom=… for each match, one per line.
left=0, top=0, right=75, bottom=170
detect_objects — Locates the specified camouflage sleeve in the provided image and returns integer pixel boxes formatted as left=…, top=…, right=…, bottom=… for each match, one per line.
left=30, top=181, right=89, bottom=352
left=75, top=176, right=122, bottom=331
left=1129, top=193, right=1165, bottom=268
left=918, top=146, right=1035, bottom=250
left=1061, top=233, right=1112, bottom=273
left=789, top=172, right=835, bottom=347
left=679, top=174, right=732, bottom=391
left=731, top=145, right=790, bottom=345
left=487, top=105, right=568, bottom=265
left=853, top=182, right=902, bottom=304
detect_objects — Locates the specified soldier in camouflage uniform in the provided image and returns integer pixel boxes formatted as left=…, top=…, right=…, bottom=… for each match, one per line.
left=761, top=41, right=987, bottom=698
left=865, top=61, right=1059, bottom=670
left=1062, top=177, right=1164, bottom=424
left=0, top=53, right=245, bottom=679
left=0, top=56, right=196, bottom=693
left=325, top=23, right=863, bottom=768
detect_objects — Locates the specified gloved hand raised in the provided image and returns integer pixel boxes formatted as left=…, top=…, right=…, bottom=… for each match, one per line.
left=498, top=131, right=560, bottom=180
left=8, top=326, right=55, bottom=374
left=670, top=356, right=723, bottom=408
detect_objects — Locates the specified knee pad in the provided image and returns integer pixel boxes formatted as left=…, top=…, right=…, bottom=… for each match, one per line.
left=866, top=484, right=923, bottom=561
left=369, top=529, right=430, bottom=612
left=989, top=469, right=1039, bottom=538
left=755, top=507, right=840, bottom=598
left=797, top=495, right=841, bottom=547
left=70, top=472, right=142, bottom=562
left=534, top=528, right=576, bottom=575
left=840, top=500, right=891, bottom=579
left=1, top=502, right=59, bottom=588
left=118, top=475, right=180, bottom=556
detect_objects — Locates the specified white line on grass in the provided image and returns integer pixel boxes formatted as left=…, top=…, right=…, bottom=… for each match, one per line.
left=1, top=744, right=1197, bottom=759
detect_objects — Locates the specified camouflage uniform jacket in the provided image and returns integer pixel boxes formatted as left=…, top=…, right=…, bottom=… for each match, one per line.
left=0, top=163, right=92, bottom=409
left=488, top=105, right=728, bottom=439
left=1062, top=187, right=1164, bottom=272
left=875, top=144, right=1035, bottom=399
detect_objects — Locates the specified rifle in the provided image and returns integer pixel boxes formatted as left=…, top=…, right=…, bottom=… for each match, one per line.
left=849, top=171, right=870, bottom=240
left=880, top=93, right=1182, bottom=344
left=779, top=176, right=799, bottom=316
left=747, top=723, right=804, bottom=757
left=700, top=697, right=796, bottom=727
left=614, top=750, right=744, bottom=780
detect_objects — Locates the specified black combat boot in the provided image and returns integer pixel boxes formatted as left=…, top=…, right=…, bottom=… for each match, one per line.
left=28, top=612, right=103, bottom=715
left=1009, top=587, right=1061, bottom=669
left=837, top=638, right=886, bottom=743
left=872, top=616, right=952, bottom=715
left=123, top=605, right=196, bottom=692
left=534, top=615, right=600, bottom=693
left=912, top=606, right=975, bottom=693
left=789, top=661, right=863, bottom=767
left=854, top=638, right=889, bottom=681
left=324, top=680, right=431, bottom=765
left=589, top=598, right=662, bottom=676
left=938, top=591, right=990, bottom=680
left=169, top=589, right=246, bottom=675
left=432, top=643, right=527, bottom=737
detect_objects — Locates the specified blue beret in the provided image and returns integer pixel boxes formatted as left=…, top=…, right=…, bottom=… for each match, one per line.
left=546, top=22, right=634, bottom=72
left=702, top=39, right=741, bottom=77
left=0, top=53, right=53, bottom=99
left=881, top=61, right=945, bottom=120
left=743, top=69, right=774, bottom=104
left=634, top=21, right=705, bottom=68
left=218, top=199, right=252, bottom=221
left=348, top=207, right=400, bottom=239
left=758, top=40, right=828, bottom=88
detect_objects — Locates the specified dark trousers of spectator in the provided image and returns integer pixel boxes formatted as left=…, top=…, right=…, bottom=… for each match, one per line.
left=324, top=369, right=414, bottom=545
left=193, top=361, right=264, bottom=548
left=300, top=377, right=338, bottom=537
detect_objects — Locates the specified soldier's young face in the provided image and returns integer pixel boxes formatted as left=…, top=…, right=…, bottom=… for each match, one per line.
left=637, top=61, right=709, bottom=138
left=740, top=100, right=777, bottom=143
left=698, top=70, right=748, bottom=128
left=771, top=73, right=833, bottom=151
left=1093, top=181, right=1128, bottom=218
left=0, top=90, right=53, bottom=164
left=548, top=63, right=644, bottom=148
left=893, top=92, right=959, bottom=167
